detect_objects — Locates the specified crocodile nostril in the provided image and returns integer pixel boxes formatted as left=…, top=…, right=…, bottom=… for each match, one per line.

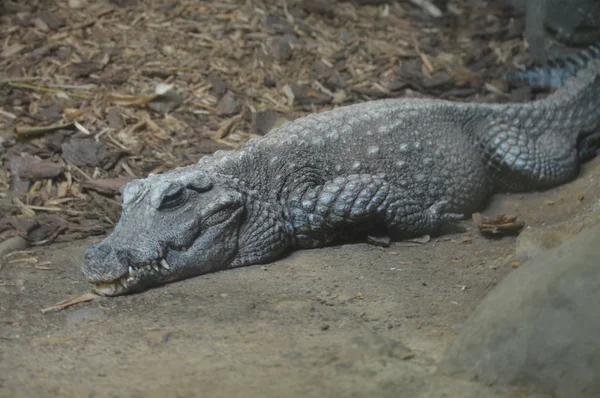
left=85, top=244, right=113, bottom=262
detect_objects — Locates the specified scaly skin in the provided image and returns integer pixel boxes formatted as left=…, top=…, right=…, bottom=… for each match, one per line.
left=83, top=59, right=600, bottom=296
left=504, top=44, right=600, bottom=87
left=524, top=0, right=600, bottom=62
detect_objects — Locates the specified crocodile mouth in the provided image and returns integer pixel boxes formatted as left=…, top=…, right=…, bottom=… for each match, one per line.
left=92, top=258, right=172, bottom=296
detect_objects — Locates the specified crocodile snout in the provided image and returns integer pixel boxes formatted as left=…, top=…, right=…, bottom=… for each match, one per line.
left=83, top=242, right=125, bottom=283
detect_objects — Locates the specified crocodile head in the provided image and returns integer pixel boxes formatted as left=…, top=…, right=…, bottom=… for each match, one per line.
left=82, top=166, right=245, bottom=296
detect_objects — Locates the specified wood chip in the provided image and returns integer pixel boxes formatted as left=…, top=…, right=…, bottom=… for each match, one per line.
left=253, top=110, right=288, bottom=135
left=455, top=236, right=473, bottom=244
left=290, top=84, right=331, bottom=105
left=216, top=91, right=241, bottom=116
left=106, top=93, right=160, bottom=106
left=509, top=260, right=521, bottom=268
left=41, top=292, right=99, bottom=314
left=14, top=122, right=76, bottom=137
left=81, top=176, right=134, bottom=195
left=61, top=139, right=108, bottom=167
left=214, top=114, right=243, bottom=140
left=472, top=213, right=525, bottom=236
left=408, top=0, right=442, bottom=18
left=106, top=108, right=125, bottom=130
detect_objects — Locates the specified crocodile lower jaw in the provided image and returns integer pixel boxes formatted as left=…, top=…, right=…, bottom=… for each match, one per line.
left=92, top=258, right=172, bottom=296
left=93, top=276, right=130, bottom=296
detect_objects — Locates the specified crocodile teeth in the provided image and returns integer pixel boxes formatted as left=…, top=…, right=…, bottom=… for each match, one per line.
left=160, top=258, right=170, bottom=270
left=119, top=277, right=128, bottom=288
left=151, top=263, right=160, bottom=272
left=129, top=266, right=136, bottom=277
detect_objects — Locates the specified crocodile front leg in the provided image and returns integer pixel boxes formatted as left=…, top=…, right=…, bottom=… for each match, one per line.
left=286, top=174, right=463, bottom=249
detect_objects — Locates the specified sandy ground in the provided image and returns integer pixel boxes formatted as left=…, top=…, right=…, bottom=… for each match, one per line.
left=2, top=156, right=598, bottom=397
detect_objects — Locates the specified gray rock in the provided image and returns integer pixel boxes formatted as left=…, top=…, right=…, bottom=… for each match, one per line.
left=515, top=226, right=575, bottom=263
left=67, top=308, right=105, bottom=324
left=438, top=225, right=600, bottom=398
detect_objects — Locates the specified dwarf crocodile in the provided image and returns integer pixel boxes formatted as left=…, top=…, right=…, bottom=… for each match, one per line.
left=83, top=52, right=600, bottom=296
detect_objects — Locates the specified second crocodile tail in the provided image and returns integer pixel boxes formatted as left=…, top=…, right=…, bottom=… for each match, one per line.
left=503, top=44, right=600, bottom=88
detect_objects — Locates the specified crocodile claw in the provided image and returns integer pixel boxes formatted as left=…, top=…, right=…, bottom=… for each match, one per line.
left=428, top=200, right=465, bottom=223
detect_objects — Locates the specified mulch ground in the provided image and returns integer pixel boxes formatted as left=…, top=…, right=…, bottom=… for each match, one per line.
left=0, top=0, right=537, bottom=248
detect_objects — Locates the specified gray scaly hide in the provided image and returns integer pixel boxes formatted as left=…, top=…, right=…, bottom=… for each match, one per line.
left=83, top=56, right=600, bottom=296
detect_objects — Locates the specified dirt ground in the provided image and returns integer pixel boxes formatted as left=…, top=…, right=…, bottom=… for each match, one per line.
left=4, top=158, right=599, bottom=398
left=1, top=0, right=597, bottom=397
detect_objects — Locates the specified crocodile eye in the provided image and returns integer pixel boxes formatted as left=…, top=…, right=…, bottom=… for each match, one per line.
left=159, top=187, right=186, bottom=210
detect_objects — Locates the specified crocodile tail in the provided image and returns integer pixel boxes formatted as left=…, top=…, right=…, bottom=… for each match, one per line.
left=503, top=44, right=600, bottom=88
